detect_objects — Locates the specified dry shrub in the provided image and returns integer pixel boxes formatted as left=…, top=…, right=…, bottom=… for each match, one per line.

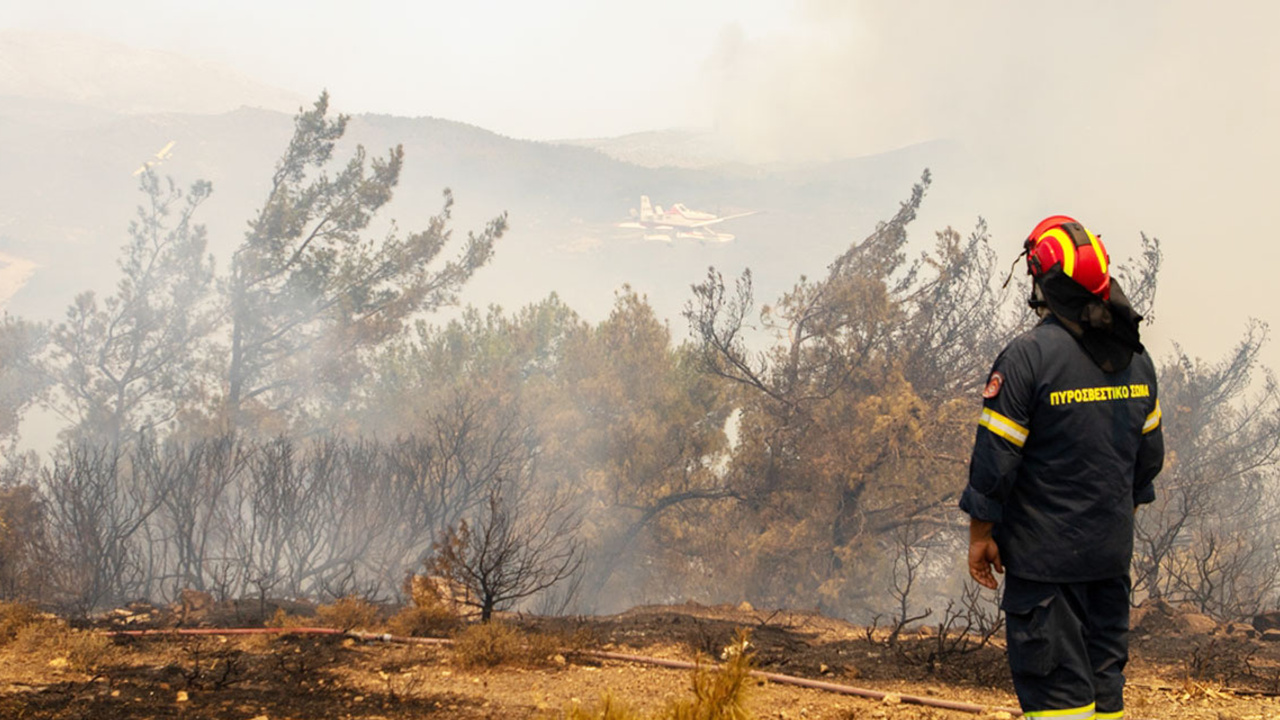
left=9, top=620, right=115, bottom=672
left=63, top=630, right=113, bottom=672
left=388, top=603, right=459, bottom=637
left=1184, top=637, right=1261, bottom=688
left=453, top=621, right=524, bottom=668
left=10, top=618, right=55, bottom=653
left=666, top=633, right=754, bottom=720
left=406, top=572, right=474, bottom=619
left=522, top=627, right=566, bottom=664
left=265, top=607, right=312, bottom=630
left=406, top=573, right=458, bottom=608
left=0, top=601, right=40, bottom=643
left=453, top=621, right=563, bottom=669
left=315, top=596, right=381, bottom=631
left=388, top=573, right=462, bottom=637
left=562, top=629, right=755, bottom=720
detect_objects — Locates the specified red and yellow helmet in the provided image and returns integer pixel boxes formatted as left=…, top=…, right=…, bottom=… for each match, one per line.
left=1024, top=215, right=1110, bottom=299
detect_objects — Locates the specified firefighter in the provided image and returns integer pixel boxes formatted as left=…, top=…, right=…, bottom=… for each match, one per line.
left=960, top=216, right=1164, bottom=720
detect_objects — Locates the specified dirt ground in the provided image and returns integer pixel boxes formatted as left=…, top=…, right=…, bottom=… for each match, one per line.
left=2, top=600, right=1279, bottom=719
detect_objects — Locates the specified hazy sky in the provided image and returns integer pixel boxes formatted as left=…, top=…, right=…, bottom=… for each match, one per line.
left=5, top=0, right=1280, bottom=367
left=4, top=0, right=794, bottom=139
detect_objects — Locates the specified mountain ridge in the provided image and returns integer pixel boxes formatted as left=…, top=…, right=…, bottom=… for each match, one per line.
left=0, top=33, right=952, bottom=329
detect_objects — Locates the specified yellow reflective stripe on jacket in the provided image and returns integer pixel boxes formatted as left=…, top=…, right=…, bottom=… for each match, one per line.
left=1143, top=399, right=1162, bottom=434
left=1096, top=710, right=1124, bottom=719
left=979, top=408, right=1029, bottom=447
left=1025, top=702, right=1096, bottom=719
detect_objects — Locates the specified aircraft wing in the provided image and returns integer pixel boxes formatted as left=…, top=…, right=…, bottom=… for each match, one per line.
left=133, top=140, right=177, bottom=176
left=686, top=210, right=760, bottom=228
left=617, top=221, right=676, bottom=231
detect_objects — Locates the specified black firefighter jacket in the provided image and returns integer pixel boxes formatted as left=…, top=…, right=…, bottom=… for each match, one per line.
left=959, top=315, right=1164, bottom=583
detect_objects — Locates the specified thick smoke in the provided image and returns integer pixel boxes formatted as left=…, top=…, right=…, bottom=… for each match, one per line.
left=702, top=1, right=1280, bottom=364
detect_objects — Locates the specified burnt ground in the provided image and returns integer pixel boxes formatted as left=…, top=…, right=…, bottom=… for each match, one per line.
left=1, top=600, right=1279, bottom=719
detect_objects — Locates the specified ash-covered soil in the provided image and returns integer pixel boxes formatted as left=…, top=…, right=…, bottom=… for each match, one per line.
left=2, top=599, right=1278, bottom=719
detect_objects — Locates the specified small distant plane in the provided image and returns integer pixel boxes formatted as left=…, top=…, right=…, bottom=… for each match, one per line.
left=617, top=195, right=759, bottom=243
left=132, top=140, right=177, bottom=176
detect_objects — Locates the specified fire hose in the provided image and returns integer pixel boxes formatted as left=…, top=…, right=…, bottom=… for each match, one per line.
left=107, top=627, right=1023, bottom=716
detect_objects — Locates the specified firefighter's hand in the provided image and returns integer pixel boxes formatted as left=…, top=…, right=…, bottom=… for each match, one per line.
left=968, top=538, right=1003, bottom=589
left=967, top=517, right=1004, bottom=590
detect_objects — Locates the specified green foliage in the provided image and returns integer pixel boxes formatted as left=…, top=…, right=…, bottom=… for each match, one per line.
left=225, top=91, right=507, bottom=434
left=681, top=171, right=1019, bottom=617
left=360, top=296, right=582, bottom=437
left=21, top=91, right=507, bottom=444
left=43, top=172, right=214, bottom=446
left=0, top=316, right=46, bottom=444
left=549, top=288, right=735, bottom=605
left=366, top=288, right=735, bottom=611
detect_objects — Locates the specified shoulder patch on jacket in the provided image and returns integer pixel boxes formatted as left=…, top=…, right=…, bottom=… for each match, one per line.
left=982, top=371, right=1004, bottom=399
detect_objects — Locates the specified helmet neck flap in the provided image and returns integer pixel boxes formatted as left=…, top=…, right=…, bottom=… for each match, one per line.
left=1035, top=268, right=1145, bottom=373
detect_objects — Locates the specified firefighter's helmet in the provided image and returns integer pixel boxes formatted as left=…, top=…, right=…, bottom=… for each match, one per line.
left=1024, top=215, right=1110, bottom=299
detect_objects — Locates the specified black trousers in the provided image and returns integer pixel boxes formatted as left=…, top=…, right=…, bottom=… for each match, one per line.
left=1002, top=574, right=1131, bottom=719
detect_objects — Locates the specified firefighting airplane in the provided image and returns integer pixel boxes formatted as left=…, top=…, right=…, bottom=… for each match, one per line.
left=132, top=140, right=176, bottom=176
left=617, top=195, right=759, bottom=243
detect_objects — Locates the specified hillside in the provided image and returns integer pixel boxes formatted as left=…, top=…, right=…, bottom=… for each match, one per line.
left=0, top=93, right=956, bottom=330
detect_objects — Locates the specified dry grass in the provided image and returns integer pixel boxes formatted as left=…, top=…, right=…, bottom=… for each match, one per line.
left=314, top=596, right=381, bottom=632
left=562, top=693, right=646, bottom=720
left=562, top=629, right=756, bottom=720
left=7, top=618, right=116, bottom=673
left=452, top=620, right=563, bottom=669
left=0, top=600, right=40, bottom=642
left=265, top=607, right=313, bottom=630
left=62, top=629, right=115, bottom=672
left=387, top=603, right=459, bottom=637
left=11, top=616, right=60, bottom=654
left=666, top=632, right=755, bottom=720
left=452, top=621, right=526, bottom=668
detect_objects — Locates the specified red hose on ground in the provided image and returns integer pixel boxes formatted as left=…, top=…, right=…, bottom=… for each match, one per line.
left=105, top=627, right=1021, bottom=716
left=108, top=627, right=449, bottom=645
